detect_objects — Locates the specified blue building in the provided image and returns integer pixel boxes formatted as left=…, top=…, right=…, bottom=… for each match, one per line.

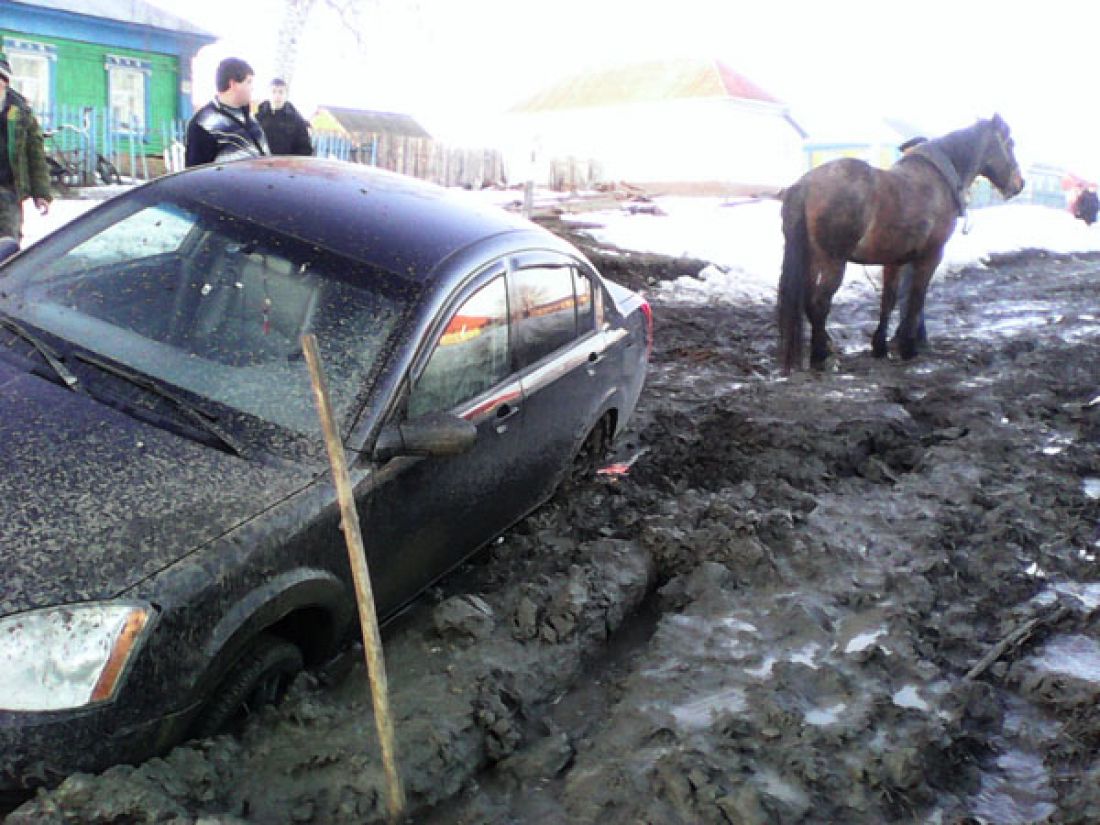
left=2, top=0, right=216, bottom=156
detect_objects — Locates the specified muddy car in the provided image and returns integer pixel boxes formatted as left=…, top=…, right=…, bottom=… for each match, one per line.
left=0, top=158, right=650, bottom=793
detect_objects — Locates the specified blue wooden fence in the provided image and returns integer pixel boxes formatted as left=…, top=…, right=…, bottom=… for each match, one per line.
left=38, top=104, right=160, bottom=185
left=37, top=107, right=506, bottom=190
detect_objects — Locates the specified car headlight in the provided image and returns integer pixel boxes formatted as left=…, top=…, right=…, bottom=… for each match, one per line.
left=0, top=601, right=152, bottom=711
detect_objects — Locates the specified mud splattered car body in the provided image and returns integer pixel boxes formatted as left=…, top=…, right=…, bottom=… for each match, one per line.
left=0, top=158, right=650, bottom=792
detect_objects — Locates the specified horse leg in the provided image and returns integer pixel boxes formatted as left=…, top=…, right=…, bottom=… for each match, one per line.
left=894, top=255, right=939, bottom=360
left=873, top=263, right=902, bottom=358
left=890, top=263, right=929, bottom=349
left=806, top=256, right=846, bottom=370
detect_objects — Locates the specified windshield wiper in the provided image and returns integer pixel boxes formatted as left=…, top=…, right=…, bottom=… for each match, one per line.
left=72, top=351, right=245, bottom=457
left=0, top=316, right=81, bottom=392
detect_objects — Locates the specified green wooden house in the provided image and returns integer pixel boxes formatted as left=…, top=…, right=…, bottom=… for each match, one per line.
left=1, top=0, right=215, bottom=160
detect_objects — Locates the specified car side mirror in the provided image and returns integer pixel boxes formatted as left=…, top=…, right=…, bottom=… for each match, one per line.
left=373, top=411, right=477, bottom=462
left=0, top=237, right=19, bottom=265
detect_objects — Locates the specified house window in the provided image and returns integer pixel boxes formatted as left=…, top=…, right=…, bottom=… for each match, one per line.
left=106, top=56, right=151, bottom=134
left=3, top=39, right=56, bottom=115
left=11, top=53, right=49, bottom=113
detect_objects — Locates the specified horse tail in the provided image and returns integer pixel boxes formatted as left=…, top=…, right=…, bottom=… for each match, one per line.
left=777, top=182, right=809, bottom=373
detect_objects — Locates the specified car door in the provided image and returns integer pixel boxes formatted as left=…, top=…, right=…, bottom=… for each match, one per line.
left=507, top=254, right=616, bottom=511
left=362, top=268, right=528, bottom=615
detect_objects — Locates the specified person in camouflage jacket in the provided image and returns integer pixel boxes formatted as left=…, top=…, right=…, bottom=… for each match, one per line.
left=0, top=54, right=51, bottom=244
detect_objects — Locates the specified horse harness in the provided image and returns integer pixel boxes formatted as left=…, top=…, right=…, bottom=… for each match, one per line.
left=897, top=143, right=967, bottom=218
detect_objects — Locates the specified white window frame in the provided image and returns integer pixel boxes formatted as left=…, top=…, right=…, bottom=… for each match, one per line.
left=2, top=38, right=56, bottom=116
left=105, top=56, right=151, bottom=135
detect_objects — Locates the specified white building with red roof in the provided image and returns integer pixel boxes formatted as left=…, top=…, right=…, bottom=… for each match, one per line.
left=504, top=57, right=806, bottom=193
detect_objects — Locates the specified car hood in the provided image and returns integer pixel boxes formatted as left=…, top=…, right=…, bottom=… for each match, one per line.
left=0, top=363, right=317, bottom=616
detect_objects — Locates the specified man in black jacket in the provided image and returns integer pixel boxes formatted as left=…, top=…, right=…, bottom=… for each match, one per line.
left=185, top=57, right=269, bottom=168
left=256, top=79, right=313, bottom=156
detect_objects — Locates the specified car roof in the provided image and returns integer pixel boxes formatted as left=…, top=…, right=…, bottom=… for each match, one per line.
left=149, top=158, right=555, bottom=281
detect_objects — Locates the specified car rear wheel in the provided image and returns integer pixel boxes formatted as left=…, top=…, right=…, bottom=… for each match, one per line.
left=193, top=632, right=304, bottom=738
left=566, top=415, right=613, bottom=488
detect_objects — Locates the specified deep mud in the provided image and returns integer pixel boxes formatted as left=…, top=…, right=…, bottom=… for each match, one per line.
left=6, top=236, right=1100, bottom=824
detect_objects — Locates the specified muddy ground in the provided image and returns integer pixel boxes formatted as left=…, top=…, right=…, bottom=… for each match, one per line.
left=6, top=230, right=1100, bottom=824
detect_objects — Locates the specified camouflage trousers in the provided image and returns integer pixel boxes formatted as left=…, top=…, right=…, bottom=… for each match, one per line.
left=0, top=186, right=22, bottom=243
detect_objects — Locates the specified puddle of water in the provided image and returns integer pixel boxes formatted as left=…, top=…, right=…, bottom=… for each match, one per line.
left=843, top=626, right=887, bottom=654
left=966, top=314, right=1051, bottom=337
left=1058, top=324, right=1100, bottom=343
left=1049, top=581, right=1100, bottom=610
left=1024, top=562, right=1047, bottom=579
left=1083, top=478, right=1100, bottom=499
left=960, top=376, right=995, bottom=389
left=892, top=684, right=930, bottom=711
left=972, top=750, right=1058, bottom=824
left=803, top=701, right=846, bottom=726
left=754, top=767, right=811, bottom=809
left=789, top=642, right=820, bottom=667
left=668, top=687, right=747, bottom=729
left=745, top=642, right=821, bottom=679
left=1028, top=634, right=1100, bottom=682
left=1040, top=432, right=1075, bottom=455
left=744, top=656, right=776, bottom=678
left=644, top=613, right=762, bottom=679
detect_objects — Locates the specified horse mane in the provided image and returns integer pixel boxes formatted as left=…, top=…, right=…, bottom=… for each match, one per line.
left=923, top=119, right=1000, bottom=183
left=924, top=120, right=969, bottom=158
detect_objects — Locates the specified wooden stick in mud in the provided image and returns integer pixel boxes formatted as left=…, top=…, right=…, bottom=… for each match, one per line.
left=964, top=604, right=1071, bottom=682
left=302, top=334, right=406, bottom=821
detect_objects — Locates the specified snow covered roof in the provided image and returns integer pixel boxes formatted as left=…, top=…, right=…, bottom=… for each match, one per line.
left=510, top=58, right=782, bottom=113
left=311, top=107, right=432, bottom=139
left=7, top=0, right=215, bottom=37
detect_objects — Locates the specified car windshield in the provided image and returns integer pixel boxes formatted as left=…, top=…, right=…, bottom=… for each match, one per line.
left=0, top=192, right=416, bottom=441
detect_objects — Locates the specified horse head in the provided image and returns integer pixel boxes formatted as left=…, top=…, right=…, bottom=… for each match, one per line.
left=981, top=114, right=1025, bottom=198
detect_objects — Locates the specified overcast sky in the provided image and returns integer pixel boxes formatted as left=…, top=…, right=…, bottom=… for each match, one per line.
left=147, top=0, right=1100, bottom=179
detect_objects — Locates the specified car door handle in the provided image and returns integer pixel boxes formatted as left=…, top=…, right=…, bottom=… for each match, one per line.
left=495, top=402, right=519, bottom=434
left=587, top=351, right=604, bottom=365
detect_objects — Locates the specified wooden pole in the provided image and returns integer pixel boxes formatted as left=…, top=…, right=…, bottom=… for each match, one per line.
left=301, top=333, right=406, bottom=821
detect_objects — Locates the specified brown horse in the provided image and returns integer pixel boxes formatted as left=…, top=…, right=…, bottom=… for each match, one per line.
left=777, top=114, right=1025, bottom=372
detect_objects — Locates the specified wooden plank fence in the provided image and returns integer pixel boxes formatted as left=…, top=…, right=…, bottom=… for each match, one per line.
left=68, top=115, right=601, bottom=193
left=312, top=130, right=507, bottom=190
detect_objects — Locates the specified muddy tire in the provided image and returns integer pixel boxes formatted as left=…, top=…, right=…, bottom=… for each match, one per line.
left=193, top=633, right=304, bottom=738
left=565, top=415, right=613, bottom=488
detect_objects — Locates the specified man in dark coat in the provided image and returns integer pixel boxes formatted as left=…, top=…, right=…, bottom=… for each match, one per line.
left=256, top=79, right=313, bottom=156
left=185, top=57, right=269, bottom=168
left=0, top=53, right=51, bottom=244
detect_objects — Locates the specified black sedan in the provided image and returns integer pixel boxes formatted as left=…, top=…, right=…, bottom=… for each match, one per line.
left=0, top=158, right=650, bottom=792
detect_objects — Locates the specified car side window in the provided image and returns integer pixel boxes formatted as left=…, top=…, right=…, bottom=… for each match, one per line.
left=407, top=276, right=510, bottom=418
left=511, top=265, right=578, bottom=369
left=574, top=267, right=595, bottom=333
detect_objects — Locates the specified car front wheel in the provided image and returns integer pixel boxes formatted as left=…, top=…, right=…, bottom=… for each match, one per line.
left=193, top=632, right=304, bottom=738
